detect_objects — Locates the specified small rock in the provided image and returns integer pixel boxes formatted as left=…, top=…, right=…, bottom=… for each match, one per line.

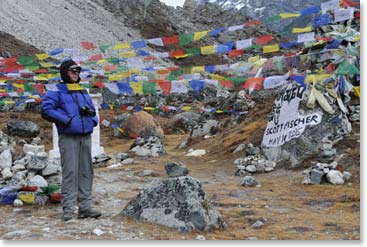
left=240, top=176, right=258, bottom=187
left=13, top=199, right=23, bottom=207
left=251, top=220, right=264, bottom=229
left=194, top=235, right=206, bottom=240
left=164, top=162, right=189, bottom=177
left=92, top=228, right=104, bottom=236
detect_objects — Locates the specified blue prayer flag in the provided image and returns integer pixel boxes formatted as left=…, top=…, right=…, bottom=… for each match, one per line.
left=49, top=48, right=64, bottom=56
left=300, top=5, right=321, bottom=16
left=189, top=80, right=205, bottom=94
left=313, top=14, right=331, bottom=27
left=117, top=82, right=134, bottom=95
left=131, top=40, right=146, bottom=49
left=210, top=27, right=226, bottom=36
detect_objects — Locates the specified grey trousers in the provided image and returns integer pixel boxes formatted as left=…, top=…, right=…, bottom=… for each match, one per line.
left=59, top=134, right=94, bottom=213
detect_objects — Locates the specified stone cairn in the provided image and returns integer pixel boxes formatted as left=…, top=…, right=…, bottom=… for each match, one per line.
left=302, top=161, right=352, bottom=185
left=0, top=128, right=62, bottom=206
left=120, top=162, right=226, bottom=232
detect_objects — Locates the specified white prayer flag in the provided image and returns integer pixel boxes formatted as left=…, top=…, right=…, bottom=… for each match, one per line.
left=147, top=38, right=164, bottom=46
left=228, top=24, right=244, bottom=32
left=297, top=32, right=315, bottom=43
left=334, top=8, right=354, bottom=23
left=105, top=83, right=120, bottom=94
left=171, top=80, right=188, bottom=94
left=235, top=39, right=253, bottom=50
left=321, top=0, right=339, bottom=13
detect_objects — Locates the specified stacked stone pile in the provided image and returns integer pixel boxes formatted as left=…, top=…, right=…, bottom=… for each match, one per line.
left=302, top=161, right=352, bottom=185
left=121, top=162, right=226, bottom=232
left=233, top=143, right=276, bottom=176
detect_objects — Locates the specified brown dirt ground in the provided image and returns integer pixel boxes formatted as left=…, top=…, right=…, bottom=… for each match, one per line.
left=0, top=105, right=360, bottom=240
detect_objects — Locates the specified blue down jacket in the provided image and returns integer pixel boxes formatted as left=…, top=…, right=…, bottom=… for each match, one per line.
left=41, top=88, right=98, bottom=135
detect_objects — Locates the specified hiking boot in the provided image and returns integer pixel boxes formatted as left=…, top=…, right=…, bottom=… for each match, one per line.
left=77, top=208, right=102, bottom=219
left=62, top=212, right=74, bottom=221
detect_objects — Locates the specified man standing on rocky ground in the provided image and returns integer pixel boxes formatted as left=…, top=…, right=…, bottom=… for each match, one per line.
left=41, top=59, right=101, bottom=221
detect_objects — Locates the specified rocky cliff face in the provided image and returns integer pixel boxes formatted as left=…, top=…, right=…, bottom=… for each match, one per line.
left=186, top=0, right=327, bottom=33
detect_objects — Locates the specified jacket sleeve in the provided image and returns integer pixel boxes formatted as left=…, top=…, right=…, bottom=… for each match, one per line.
left=41, top=91, right=71, bottom=125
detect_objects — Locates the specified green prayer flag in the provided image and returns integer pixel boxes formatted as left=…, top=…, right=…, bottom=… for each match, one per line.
left=24, top=83, right=35, bottom=93
left=186, top=47, right=201, bottom=55
left=99, top=44, right=110, bottom=53
left=25, top=65, right=40, bottom=71
left=179, top=33, right=194, bottom=46
left=143, top=81, right=156, bottom=95
left=336, top=61, right=360, bottom=75
left=18, top=56, right=35, bottom=66
left=225, top=77, right=247, bottom=87
left=265, top=15, right=281, bottom=23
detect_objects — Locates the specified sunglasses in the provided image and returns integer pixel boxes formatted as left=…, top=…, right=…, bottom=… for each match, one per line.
left=68, top=69, right=80, bottom=74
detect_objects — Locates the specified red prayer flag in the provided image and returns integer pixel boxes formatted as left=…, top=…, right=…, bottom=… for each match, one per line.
left=104, top=65, right=118, bottom=71
left=326, top=63, right=335, bottom=73
left=228, top=49, right=244, bottom=59
left=162, top=35, right=179, bottom=45
left=169, top=49, right=185, bottom=58
left=88, top=53, right=103, bottom=61
left=244, top=20, right=262, bottom=27
left=242, top=77, right=264, bottom=90
left=340, top=0, right=360, bottom=7
left=33, top=84, right=45, bottom=94
left=220, top=80, right=233, bottom=88
left=158, top=80, right=171, bottom=95
left=81, top=41, right=97, bottom=50
left=33, top=68, right=48, bottom=74
left=256, top=35, right=273, bottom=45
left=92, top=81, right=106, bottom=88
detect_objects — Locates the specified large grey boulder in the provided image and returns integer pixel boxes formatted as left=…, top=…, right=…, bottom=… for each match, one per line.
left=121, top=176, right=226, bottom=232
left=7, top=120, right=40, bottom=137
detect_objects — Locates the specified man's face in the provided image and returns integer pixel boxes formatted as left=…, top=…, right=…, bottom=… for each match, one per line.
left=67, top=68, right=80, bottom=83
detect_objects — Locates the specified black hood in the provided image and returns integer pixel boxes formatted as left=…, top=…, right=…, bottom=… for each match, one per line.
left=59, top=60, right=81, bottom=83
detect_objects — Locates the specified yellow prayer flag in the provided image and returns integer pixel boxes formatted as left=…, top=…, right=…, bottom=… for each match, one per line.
left=279, top=13, right=301, bottom=19
left=181, top=106, right=192, bottom=111
left=305, top=74, right=332, bottom=83
left=312, top=40, right=326, bottom=46
left=109, top=104, right=114, bottom=109
left=174, top=54, right=189, bottom=59
left=193, top=30, right=209, bottom=41
left=130, top=82, right=143, bottom=95
left=39, top=62, right=55, bottom=67
left=200, top=45, right=216, bottom=55
left=97, top=59, right=108, bottom=64
left=13, top=83, right=25, bottom=89
left=117, top=127, right=124, bottom=133
left=67, top=83, right=84, bottom=91
left=18, top=193, right=35, bottom=204
left=121, top=71, right=131, bottom=78
left=191, top=66, right=205, bottom=73
left=144, top=107, right=155, bottom=111
left=354, top=86, right=360, bottom=97
left=0, top=80, right=6, bottom=83
left=3, top=100, right=15, bottom=104
left=35, top=53, right=50, bottom=60
left=248, top=55, right=260, bottom=63
left=119, top=50, right=136, bottom=58
left=0, top=89, right=5, bottom=92
left=114, top=42, right=130, bottom=50
left=354, top=34, right=360, bottom=42
left=263, top=44, right=279, bottom=53
left=109, top=74, right=124, bottom=81
left=292, top=26, right=312, bottom=33
left=129, top=68, right=141, bottom=74
left=216, top=110, right=224, bottom=113
left=47, top=73, right=60, bottom=79
left=34, top=75, right=48, bottom=81
left=209, top=74, right=226, bottom=80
